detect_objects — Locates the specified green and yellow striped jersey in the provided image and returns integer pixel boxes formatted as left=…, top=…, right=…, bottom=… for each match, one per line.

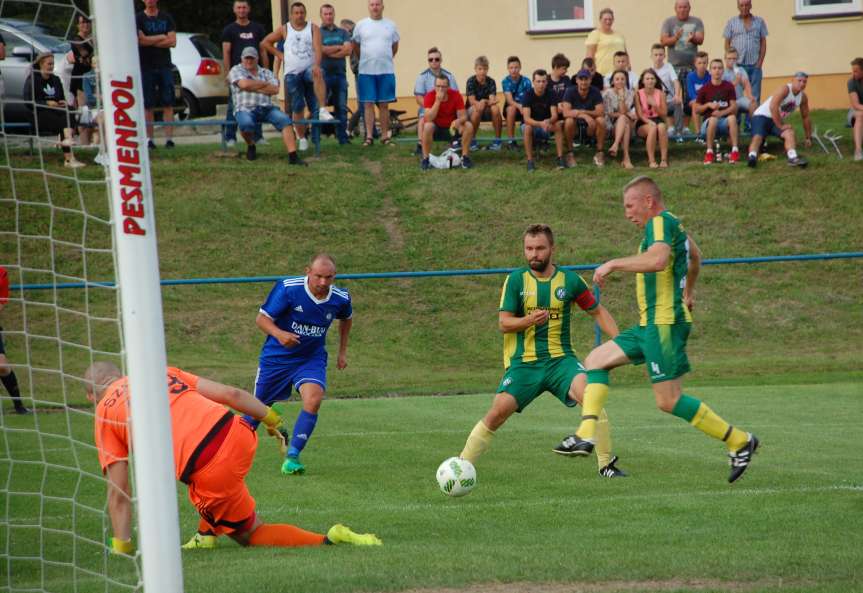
left=499, top=266, right=597, bottom=368
left=636, top=211, right=693, bottom=326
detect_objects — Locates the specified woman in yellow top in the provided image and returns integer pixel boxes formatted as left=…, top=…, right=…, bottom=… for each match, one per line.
left=585, top=8, right=626, bottom=77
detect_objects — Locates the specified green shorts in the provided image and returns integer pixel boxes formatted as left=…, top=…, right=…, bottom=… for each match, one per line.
left=496, top=356, right=585, bottom=412
left=613, top=323, right=691, bottom=384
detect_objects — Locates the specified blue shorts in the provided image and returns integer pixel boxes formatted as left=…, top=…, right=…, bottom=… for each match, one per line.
left=358, top=73, right=396, bottom=104
left=751, top=115, right=783, bottom=139
left=244, top=358, right=327, bottom=428
left=700, top=116, right=731, bottom=137
left=521, top=123, right=550, bottom=141
left=141, top=67, right=174, bottom=109
left=235, top=105, right=293, bottom=133
left=285, top=68, right=317, bottom=114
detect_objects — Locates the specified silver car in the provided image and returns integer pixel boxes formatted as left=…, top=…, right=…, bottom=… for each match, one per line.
left=170, top=32, right=228, bottom=119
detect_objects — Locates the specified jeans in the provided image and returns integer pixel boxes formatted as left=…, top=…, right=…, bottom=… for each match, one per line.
left=235, top=105, right=293, bottom=134
left=740, top=64, right=763, bottom=105
left=285, top=69, right=318, bottom=115
left=224, top=93, right=262, bottom=142
left=324, top=71, right=349, bottom=143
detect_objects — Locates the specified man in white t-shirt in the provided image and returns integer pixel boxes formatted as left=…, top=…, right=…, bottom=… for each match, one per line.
left=650, top=44, right=685, bottom=138
left=352, top=0, right=399, bottom=146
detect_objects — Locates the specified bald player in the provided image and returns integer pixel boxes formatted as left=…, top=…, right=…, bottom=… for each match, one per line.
left=250, top=253, right=352, bottom=475
left=86, top=362, right=380, bottom=552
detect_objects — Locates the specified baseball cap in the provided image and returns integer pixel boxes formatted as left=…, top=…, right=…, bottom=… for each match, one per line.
left=241, top=46, right=259, bottom=59
left=575, top=69, right=591, bottom=79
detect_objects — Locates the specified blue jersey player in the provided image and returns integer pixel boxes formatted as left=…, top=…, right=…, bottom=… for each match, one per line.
left=250, top=254, right=353, bottom=475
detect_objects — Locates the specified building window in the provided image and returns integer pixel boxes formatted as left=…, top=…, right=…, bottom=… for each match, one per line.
left=528, top=0, right=593, bottom=32
left=794, top=0, right=862, bottom=17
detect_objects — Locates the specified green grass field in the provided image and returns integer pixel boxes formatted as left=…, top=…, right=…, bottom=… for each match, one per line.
left=1, top=108, right=862, bottom=593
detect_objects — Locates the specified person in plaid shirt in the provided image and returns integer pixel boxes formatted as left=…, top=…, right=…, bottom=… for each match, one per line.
left=229, top=46, right=306, bottom=164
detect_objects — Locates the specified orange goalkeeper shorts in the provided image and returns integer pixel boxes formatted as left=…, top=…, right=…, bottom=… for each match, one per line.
left=187, top=416, right=258, bottom=535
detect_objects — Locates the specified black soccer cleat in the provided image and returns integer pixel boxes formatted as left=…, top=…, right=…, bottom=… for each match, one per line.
left=728, top=433, right=759, bottom=484
left=552, top=434, right=594, bottom=457
left=598, top=455, right=628, bottom=478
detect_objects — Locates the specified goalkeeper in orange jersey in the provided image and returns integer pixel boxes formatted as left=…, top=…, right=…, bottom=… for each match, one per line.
left=85, top=362, right=381, bottom=553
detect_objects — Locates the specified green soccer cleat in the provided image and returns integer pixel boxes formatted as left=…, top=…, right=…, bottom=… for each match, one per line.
left=281, top=456, right=305, bottom=475
left=181, top=533, right=217, bottom=550
left=326, top=524, right=382, bottom=546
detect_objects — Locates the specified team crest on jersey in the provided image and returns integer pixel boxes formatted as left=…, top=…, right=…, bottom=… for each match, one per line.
left=555, top=287, right=567, bottom=300
left=326, top=313, right=332, bottom=320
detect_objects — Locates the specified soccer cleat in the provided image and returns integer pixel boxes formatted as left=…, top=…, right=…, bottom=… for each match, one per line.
left=527, top=159, right=536, bottom=172
left=181, top=533, right=217, bottom=550
left=703, top=150, right=715, bottom=165
left=326, top=524, right=382, bottom=546
left=728, top=433, right=759, bottom=484
left=318, top=107, right=336, bottom=122
left=598, top=455, right=628, bottom=478
left=747, top=153, right=757, bottom=168
left=281, top=456, right=306, bottom=475
left=461, top=155, right=474, bottom=169
left=552, top=434, right=594, bottom=457
left=298, top=137, right=309, bottom=152
left=420, top=157, right=430, bottom=171
left=787, top=156, right=808, bottom=168
left=246, top=144, right=257, bottom=161
left=729, top=148, right=740, bottom=163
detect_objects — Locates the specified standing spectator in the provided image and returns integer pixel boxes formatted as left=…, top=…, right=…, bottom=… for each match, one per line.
left=650, top=44, right=685, bottom=139
left=414, top=47, right=459, bottom=154
left=723, top=0, right=768, bottom=105
left=221, top=0, right=268, bottom=148
left=848, top=57, right=863, bottom=161
left=723, top=48, right=756, bottom=124
left=136, top=0, right=177, bottom=150
left=584, top=8, right=626, bottom=77
left=746, top=73, right=812, bottom=168
left=602, top=51, right=637, bottom=90
left=67, top=15, right=93, bottom=109
left=580, top=57, right=605, bottom=91
left=0, top=266, right=29, bottom=414
left=521, top=69, right=568, bottom=172
left=635, top=69, right=669, bottom=169
left=603, top=70, right=636, bottom=169
left=502, top=55, right=532, bottom=149
left=685, top=51, right=710, bottom=137
left=562, top=69, right=606, bottom=167
left=228, top=47, right=305, bottom=165
left=0, top=32, right=6, bottom=101
left=466, top=55, right=503, bottom=151
left=319, top=4, right=352, bottom=145
left=695, top=59, right=739, bottom=164
left=419, top=75, right=474, bottom=170
left=352, top=0, right=400, bottom=146
left=660, top=0, right=704, bottom=106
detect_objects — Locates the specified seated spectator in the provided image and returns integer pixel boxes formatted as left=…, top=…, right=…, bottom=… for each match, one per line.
left=650, top=44, right=684, bottom=140
left=414, top=46, right=459, bottom=154
left=695, top=59, right=740, bottom=164
left=848, top=57, right=863, bottom=161
left=685, top=51, right=710, bottom=137
left=522, top=69, right=569, bottom=171
left=549, top=53, right=572, bottom=111
left=466, top=55, right=503, bottom=151
left=229, top=47, right=305, bottom=165
left=24, top=53, right=84, bottom=168
left=746, top=73, right=812, bottom=168
left=580, top=57, right=604, bottom=91
left=635, top=68, right=669, bottom=168
left=562, top=69, right=606, bottom=167
left=723, top=48, right=756, bottom=126
left=420, top=74, right=474, bottom=170
left=602, top=70, right=636, bottom=169
left=602, top=51, right=637, bottom=90
left=502, top=56, right=532, bottom=149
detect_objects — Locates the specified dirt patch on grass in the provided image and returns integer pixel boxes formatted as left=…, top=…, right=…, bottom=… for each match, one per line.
left=397, top=579, right=810, bottom=593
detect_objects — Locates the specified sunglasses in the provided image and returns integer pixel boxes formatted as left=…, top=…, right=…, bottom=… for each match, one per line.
left=428, top=57, right=441, bottom=63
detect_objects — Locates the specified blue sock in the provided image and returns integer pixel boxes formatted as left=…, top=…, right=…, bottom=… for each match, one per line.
left=288, top=410, right=318, bottom=459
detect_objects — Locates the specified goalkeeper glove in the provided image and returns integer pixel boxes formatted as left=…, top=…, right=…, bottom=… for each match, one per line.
left=261, top=407, right=288, bottom=455
left=110, top=537, right=134, bottom=555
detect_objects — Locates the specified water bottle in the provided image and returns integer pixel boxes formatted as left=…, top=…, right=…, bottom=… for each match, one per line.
left=714, top=140, right=722, bottom=163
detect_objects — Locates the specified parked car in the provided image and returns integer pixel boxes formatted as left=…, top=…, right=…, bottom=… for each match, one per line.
left=170, top=32, right=227, bottom=119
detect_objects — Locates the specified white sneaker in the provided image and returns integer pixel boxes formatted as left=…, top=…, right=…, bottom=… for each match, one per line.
left=854, top=151, right=863, bottom=162
left=225, top=139, right=236, bottom=148
left=60, top=137, right=77, bottom=147
left=257, top=137, right=269, bottom=146
left=64, top=159, right=86, bottom=169
left=667, top=126, right=676, bottom=137
left=298, top=137, right=309, bottom=151
left=94, top=152, right=109, bottom=166
left=318, top=108, right=335, bottom=122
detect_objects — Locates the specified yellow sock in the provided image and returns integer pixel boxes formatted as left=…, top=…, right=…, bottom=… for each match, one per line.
left=674, top=395, right=749, bottom=451
left=576, top=371, right=609, bottom=442
left=594, top=408, right=612, bottom=469
left=460, top=420, right=495, bottom=464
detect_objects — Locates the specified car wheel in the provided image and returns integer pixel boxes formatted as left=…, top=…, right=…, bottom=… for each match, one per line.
left=180, top=89, right=198, bottom=120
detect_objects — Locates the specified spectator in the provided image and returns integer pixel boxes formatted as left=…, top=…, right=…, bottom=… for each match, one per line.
left=24, top=53, right=84, bottom=168
left=319, top=4, right=352, bottom=145
left=723, top=0, right=767, bottom=104
left=660, top=0, right=704, bottom=105
left=522, top=69, right=568, bottom=172
left=221, top=0, right=268, bottom=148
left=229, top=46, right=305, bottom=165
left=419, top=74, right=474, bottom=170
left=603, top=69, right=636, bottom=169
left=635, top=68, right=669, bottom=169
left=0, top=32, right=5, bottom=99
left=549, top=53, right=572, bottom=111
left=262, top=2, right=334, bottom=154
left=746, top=73, right=811, bottom=168
left=695, top=59, right=739, bottom=164
left=585, top=7, right=626, bottom=77
left=580, top=57, right=604, bottom=91
left=562, top=69, right=606, bottom=167
left=848, top=57, right=863, bottom=161
left=650, top=44, right=685, bottom=139
left=466, top=55, right=503, bottom=151
left=136, top=0, right=177, bottom=150
left=685, top=51, right=710, bottom=137
left=352, top=0, right=400, bottom=146
left=602, top=51, right=637, bottom=90
left=67, top=15, right=93, bottom=109
left=502, top=56, right=532, bottom=149
left=414, top=47, right=459, bottom=154
left=722, top=48, right=756, bottom=125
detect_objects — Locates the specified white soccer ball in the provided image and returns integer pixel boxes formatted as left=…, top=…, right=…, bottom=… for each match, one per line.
left=436, top=457, right=477, bottom=497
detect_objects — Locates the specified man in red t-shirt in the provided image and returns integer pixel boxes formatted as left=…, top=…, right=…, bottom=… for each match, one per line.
left=0, top=266, right=28, bottom=414
left=420, top=74, right=475, bottom=170
left=695, top=58, right=740, bottom=164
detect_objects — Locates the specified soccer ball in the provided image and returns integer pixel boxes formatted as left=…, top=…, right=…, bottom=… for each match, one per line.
left=436, top=457, right=476, bottom=497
